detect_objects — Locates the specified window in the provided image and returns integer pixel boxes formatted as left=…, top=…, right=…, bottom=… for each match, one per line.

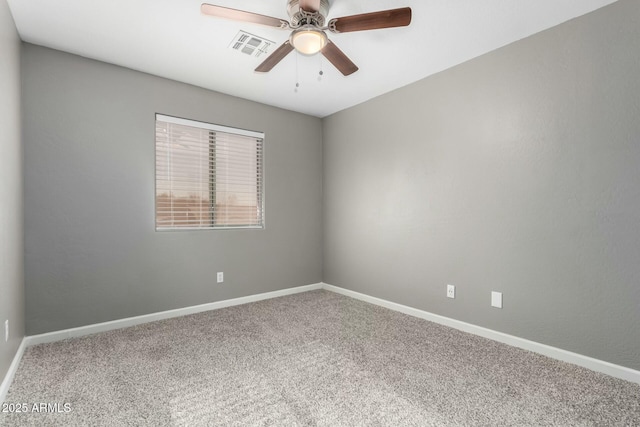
left=155, top=114, right=264, bottom=230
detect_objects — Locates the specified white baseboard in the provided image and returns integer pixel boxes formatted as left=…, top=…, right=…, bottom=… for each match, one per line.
left=26, top=283, right=323, bottom=346
left=5, top=281, right=638, bottom=394
left=321, top=283, right=640, bottom=385
left=3, top=283, right=322, bottom=397
left=0, top=338, right=27, bottom=403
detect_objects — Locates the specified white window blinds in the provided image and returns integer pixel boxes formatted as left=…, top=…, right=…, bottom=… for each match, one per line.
left=155, top=114, right=264, bottom=230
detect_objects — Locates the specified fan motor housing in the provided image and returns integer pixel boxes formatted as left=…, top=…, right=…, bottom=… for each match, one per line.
left=287, top=0, right=330, bottom=27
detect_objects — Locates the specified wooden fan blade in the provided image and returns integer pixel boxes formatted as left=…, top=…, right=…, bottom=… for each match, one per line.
left=329, top=7, right=411, bottom=33
left=255, top=41, right=294, bottom=72
left=321, top=40, right=358, bottom=76
left=201, top=4, right=288, bottom=29
left=299, top=0, right=321, bottom=13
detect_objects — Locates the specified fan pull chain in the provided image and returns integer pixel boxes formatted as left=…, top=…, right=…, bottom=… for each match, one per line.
left=318, top=55, right=324, bottom=82
left=294, top=52, right=299, bottom=93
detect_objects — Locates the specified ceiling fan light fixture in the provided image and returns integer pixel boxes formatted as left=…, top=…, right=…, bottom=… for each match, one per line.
left=290, top=26, right=327, bottom=55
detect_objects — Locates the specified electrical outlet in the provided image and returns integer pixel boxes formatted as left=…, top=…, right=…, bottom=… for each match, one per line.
left=491, top=291, right=503, bottom=308
left=446, top=284, right=455, bottom=299
left=4, top=320, right=8, bottom=342
left=217, top=272, right=224, bottom=283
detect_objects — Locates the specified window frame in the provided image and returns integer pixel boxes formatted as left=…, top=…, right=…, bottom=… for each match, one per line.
left=155, top=113, right=265, bottom=231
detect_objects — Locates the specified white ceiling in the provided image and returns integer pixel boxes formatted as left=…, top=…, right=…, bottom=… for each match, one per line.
left=7, top=0, right=618, bottom=117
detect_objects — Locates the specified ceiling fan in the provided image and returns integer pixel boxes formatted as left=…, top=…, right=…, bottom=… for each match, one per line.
left=201, top=0, right=412, bottom=76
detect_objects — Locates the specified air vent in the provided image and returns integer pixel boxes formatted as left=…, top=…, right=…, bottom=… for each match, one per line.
left=229, top=31, right=275, bottom=59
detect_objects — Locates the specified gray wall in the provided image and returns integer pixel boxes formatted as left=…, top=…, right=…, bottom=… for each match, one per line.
left=17, top=0, right=640, bottom=372
left=0, top=0, right=25, bottom=382
left=323, top=0, right=640, bottom=371
left=22, top=44, right=323, bottom=334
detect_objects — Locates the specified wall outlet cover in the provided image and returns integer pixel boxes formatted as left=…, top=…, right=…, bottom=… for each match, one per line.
left=447, top=284, right=455, bottom=299
left=217, top=272, right=224, bottom=283
left=491, top=291, right=503, bottom=308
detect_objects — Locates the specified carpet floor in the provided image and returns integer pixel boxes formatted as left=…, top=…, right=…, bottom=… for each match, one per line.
left=1, top=290, right=639, bottom=426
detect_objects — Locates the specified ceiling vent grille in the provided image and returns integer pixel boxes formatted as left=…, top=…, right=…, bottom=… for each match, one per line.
left=229, top=31, right=274, bottom=59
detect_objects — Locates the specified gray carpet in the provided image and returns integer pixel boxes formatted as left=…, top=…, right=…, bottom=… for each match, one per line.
left=1, top=290, right=639, bottom=426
